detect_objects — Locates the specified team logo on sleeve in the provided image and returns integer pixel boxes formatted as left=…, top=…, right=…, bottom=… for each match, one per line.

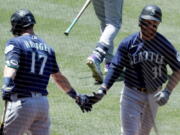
left=176, top=52, right=180, bottom=62
left=6, top=59, right=19, bottom=69
left=4, top=45, right=14, bottom=54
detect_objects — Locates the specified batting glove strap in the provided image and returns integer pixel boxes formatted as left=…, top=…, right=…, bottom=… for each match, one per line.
left=1, top=77, right=15, bottom=101
left=2, top=77, right=15, bottom=92
left=155, top=88, right=171, bottom=106
left=163, top=88, right=171, bottom=95
left=87, top=87, right=106, bottom=105
left=98, top=87, right=107, bottom=95
left=67, top=88, right=77, bottom=99
left=1, top=91, right=12, bottom=101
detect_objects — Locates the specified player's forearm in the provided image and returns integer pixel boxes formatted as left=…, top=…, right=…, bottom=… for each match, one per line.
left=51, top=72, right=73, bottom=92
left=51, top=72, right=79, bottom=99
left=103, top=66, right=122, bottom=90
left=3, top=65, right=17, bottom=79
left=166, top=70, right=180, bottom=91
left=2, top=66, right=16, bottom=100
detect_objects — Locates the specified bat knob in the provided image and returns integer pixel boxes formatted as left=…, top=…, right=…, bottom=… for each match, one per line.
left=64, top=32, right=69, bottom=36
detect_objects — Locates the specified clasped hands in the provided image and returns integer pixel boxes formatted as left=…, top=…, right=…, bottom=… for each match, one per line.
left=77, top=87, right=171, bottom=113
left=74, top=87, right=107, bottom=113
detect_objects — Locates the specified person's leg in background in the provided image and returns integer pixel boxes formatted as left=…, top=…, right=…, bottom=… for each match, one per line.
left=87, top=0, right=124, bottom=84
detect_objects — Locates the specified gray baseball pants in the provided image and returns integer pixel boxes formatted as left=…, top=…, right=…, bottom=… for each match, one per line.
left=4, top=93, right=50, bottom=135
left=92, top=0, right=124, bottom=63
left=120, top=85, right=160, bottom=135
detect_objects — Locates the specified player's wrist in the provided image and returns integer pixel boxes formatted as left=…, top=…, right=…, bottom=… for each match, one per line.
left=67, top=88, right=78, bottom=99
left=98, top=87, right=107, bottom=95
left=2, top=77, right=15, bottom=92
left=163, top=88, right=171, bottom=95
left=3, top=77, right=14, bottom=85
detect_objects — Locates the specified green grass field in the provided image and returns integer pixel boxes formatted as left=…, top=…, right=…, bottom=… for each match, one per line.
left=0, top=0, right=180, bottom=135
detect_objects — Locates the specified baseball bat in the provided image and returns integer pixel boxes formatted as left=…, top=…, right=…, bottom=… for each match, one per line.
left=64, top=0, right=91, bottom=36
left=0, top=101, right=8, bottom=135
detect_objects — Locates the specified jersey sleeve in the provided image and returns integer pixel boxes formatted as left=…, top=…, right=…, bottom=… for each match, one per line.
left=166, top=49, right=180, bottom=71
left=4, top=40, right=21, bottom=69
left=51, top=50, right=60, bottom=74
left=103, top=40, right=129, bottom=89
left=164, top=41, right=180, bottom=71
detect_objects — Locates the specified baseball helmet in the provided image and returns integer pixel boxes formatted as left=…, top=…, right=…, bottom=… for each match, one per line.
left=10, top=9, right=36, bottom=35
left=139, top=5, right=162, bottom=22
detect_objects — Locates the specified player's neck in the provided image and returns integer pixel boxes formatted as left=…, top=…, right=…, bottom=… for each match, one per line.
left=20, top=28, right=34, bottom=35
left=140, top=32, right=155, bottom=41
left=22, top=31, right=35, bottom=36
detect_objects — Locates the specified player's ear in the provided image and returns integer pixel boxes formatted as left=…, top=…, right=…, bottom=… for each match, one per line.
left=138, top=19, right=144, bottom=27
left=138, top=18, right=142, bottom=27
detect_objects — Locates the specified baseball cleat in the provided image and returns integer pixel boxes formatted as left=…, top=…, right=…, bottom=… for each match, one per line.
left=86, top=56, right=103, bottom=84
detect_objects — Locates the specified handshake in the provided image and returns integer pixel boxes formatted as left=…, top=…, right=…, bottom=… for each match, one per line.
left=69, top=87, right=172, bottom=113
left=67, top=87, right=107, bottom=113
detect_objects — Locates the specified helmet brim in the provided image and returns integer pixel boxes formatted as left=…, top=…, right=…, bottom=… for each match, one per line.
left=141, top=15, right=161, bottom=22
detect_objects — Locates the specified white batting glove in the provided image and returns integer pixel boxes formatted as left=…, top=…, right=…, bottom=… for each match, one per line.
left=154, top=88, right=171, bottom=106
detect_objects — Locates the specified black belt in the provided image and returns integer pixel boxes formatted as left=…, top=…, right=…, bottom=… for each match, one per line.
left=136, top=87, right=147, bottom=93
left=126, top=85, right=148, bottom=93
left=16, top=92, right=46, bottom=98
left=17, top=94, right=32, bottom=98
left=126, top=85, right=161, bottom=93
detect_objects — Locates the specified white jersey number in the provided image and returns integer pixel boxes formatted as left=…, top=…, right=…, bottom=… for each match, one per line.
left=152, top=65, right=162, bottom=79
left=31, top=52, right=48, bottom=75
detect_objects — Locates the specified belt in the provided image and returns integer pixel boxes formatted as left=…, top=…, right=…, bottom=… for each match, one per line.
left=136, top=87, right=147, bottom=93
left=126, top=85, right=148, bottom=93
left=126, top=85, right=161, bottom=94
left=12, top=92, right=46, bottom=99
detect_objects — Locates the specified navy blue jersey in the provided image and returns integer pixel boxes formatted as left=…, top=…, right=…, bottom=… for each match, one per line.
left=104, top=32, right=180, bottom=90
left=4, top=34, right=59, bottom=95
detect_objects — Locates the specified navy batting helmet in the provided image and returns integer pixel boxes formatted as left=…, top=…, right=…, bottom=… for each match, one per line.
left=10, top=9, right=36, bottom=35
left=139, top=5, right=162, bottom=22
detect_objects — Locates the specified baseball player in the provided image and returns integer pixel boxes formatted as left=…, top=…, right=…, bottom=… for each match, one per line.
left=88, top=5, right=180, bottom=135
left=1, top=9, right=92, bottom=135
left=86, top=0, right=124, bottom=84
